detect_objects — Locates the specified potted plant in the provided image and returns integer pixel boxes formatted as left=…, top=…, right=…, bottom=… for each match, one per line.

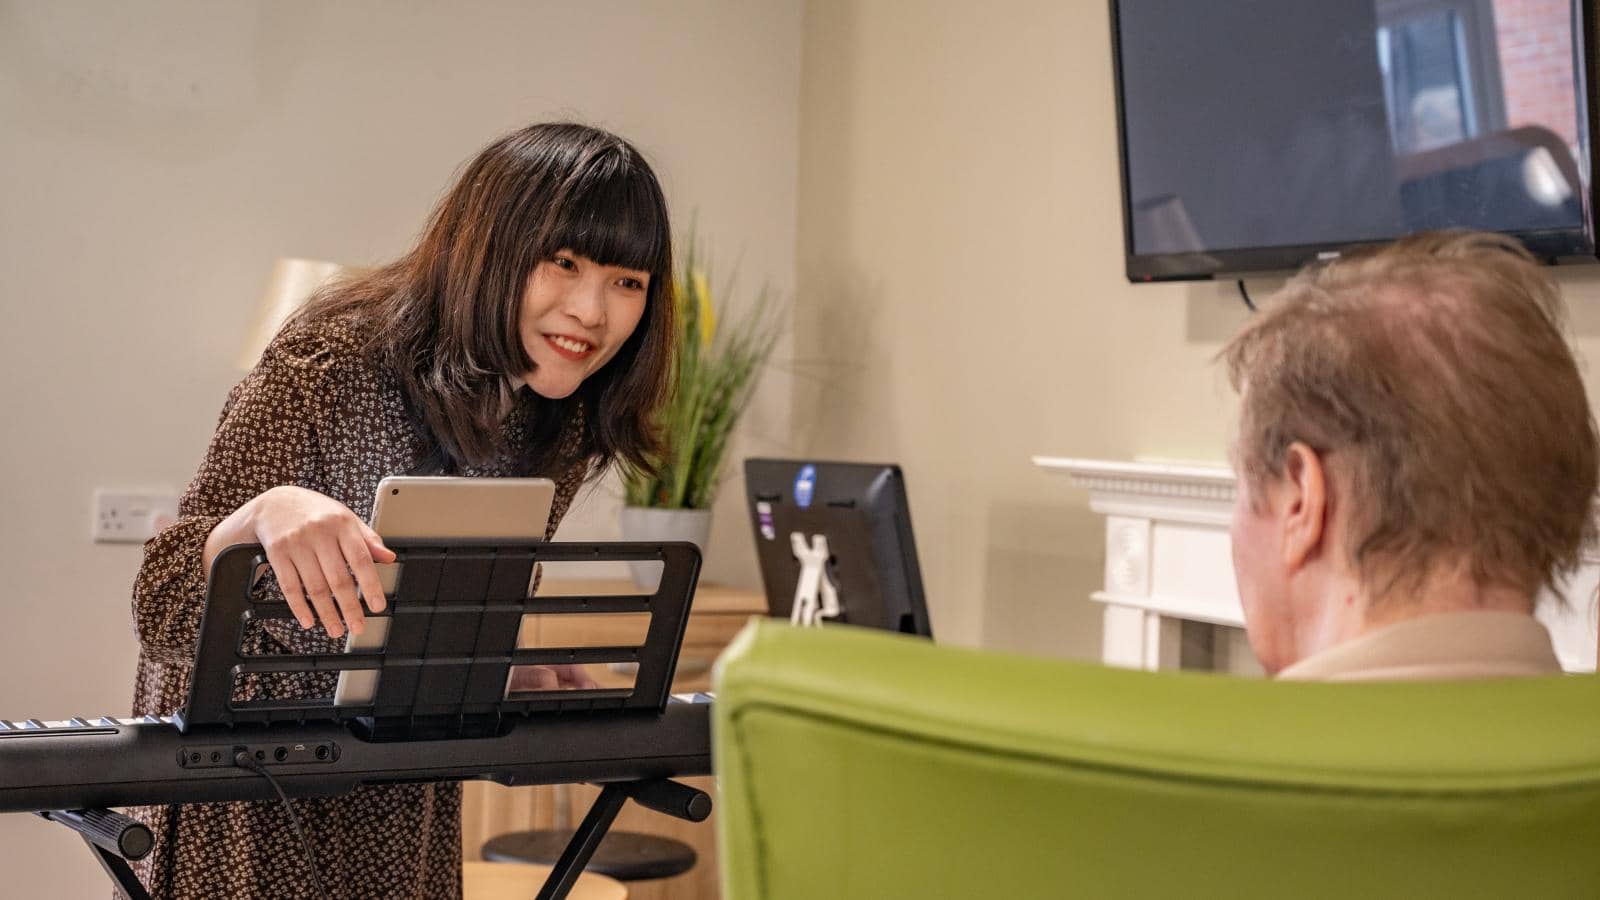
left=619, top=237, right=782, bottom=585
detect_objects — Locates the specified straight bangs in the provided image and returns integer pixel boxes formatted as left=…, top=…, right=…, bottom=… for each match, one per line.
left=543, top=153, right=671, bottom=278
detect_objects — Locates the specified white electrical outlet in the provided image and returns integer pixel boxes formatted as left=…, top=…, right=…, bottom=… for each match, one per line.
left=93, top=490, right=180, bottom=543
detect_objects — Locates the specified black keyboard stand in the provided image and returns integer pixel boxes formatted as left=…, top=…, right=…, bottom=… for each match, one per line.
left=539, top=778, right=712, bottom=900
left=38, top=808, right=154, bottom=900
left=86, top=831, right=153, bottom=900
left=47, top=539, right=707, bottom=900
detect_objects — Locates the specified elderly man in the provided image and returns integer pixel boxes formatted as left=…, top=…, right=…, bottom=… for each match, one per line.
left=1221, top=230, right=1597, bottom=680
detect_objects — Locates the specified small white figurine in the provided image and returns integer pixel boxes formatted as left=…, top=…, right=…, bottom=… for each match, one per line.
left=789, top=532, right=842, bottom=627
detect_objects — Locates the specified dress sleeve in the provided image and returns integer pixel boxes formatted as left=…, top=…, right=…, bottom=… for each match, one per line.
left=130, top=334, right=332, bottom=665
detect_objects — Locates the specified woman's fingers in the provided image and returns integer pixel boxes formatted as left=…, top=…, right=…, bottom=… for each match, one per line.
left=509, top=666, right=559, bottom=692
left=557, top=664, right=598, bottom=689
left=314, top=535, right=365, bottom=637
left=341, top=529, right=388, bottom=615
left=507, top=665, right=599, bottom=692
left=289, top=545, right=345, bottom=639
left=249, top=487, right=391, bottom=638
left=360, top=521, right=396, bottom=564
left=264, top=547, right=316, bottom=629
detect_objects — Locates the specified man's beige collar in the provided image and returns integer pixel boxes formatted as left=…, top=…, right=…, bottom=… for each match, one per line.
left=1276, top=610, right=1562, bottom=682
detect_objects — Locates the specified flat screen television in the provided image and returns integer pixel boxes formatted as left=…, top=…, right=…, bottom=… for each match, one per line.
left=1111, top=0, right=1599, bottom=281
left=743, top=459, right=933, bottom=638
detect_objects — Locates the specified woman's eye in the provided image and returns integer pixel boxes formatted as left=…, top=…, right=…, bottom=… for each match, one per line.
left=617, top=277, right=645, bottom=291
left=552, top=257, right=577, bottom=271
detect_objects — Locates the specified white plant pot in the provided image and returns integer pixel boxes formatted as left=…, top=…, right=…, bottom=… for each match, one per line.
left=618, top=505, right=713, bottom=589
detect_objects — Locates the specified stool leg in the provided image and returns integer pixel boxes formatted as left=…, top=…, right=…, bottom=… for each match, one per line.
left=535, top=783, right=630, bottom=900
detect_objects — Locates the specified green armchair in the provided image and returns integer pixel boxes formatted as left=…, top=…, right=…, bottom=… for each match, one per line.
left=713, top=619, right=1600, bottom=899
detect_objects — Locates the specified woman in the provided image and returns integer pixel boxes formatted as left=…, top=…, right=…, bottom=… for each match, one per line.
left=128, top=122, right=675, bottom=898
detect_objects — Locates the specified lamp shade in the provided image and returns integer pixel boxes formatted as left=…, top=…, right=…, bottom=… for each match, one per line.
left=236, top=257, right=354, bottom=370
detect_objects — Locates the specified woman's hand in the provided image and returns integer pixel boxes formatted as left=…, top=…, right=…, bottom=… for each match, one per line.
left=508, top=664, right=599, bottom=692
left=205, top=486, right=394, bottom=639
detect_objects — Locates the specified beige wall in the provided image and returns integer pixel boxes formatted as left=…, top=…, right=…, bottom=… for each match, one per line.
left=0, top=1, right=799, bottom=893
left=796, top=0, right=1244, bottom=654
left=795, top=0, right=1600, bottom=658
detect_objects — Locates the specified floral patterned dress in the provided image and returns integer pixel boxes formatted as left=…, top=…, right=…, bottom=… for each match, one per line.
left=126, top=315, right=590, bottom=899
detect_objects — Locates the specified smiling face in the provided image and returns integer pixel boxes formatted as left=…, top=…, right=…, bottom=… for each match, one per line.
left=518, top=250, right=651, bottom=399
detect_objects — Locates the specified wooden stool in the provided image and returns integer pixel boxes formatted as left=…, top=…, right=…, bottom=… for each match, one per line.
left=463, top=860, right=628, bottom=900
left=482, top=830, right=697, bottom=882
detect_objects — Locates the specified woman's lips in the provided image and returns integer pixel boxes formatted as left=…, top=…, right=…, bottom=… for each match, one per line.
left=544, top=334, right=594, bottom=361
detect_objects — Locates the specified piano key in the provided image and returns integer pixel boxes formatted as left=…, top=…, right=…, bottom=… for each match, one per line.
left=140, top=715, right=162, bottom=725
left=22, top=720, right=44, bottom=730
left=67, top=718, right=88, bottom=728
left=94, top=718, right=117, bottom=727
left=0, top=721, right=11, bottom=731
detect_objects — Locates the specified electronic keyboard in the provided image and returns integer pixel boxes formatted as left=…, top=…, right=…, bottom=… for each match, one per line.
left=0, top=693, right=713, bottom=814
left=3, top=540, right=716, bottom=900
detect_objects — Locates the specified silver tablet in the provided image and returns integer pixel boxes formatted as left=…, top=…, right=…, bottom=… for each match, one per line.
left=333, top=476, right=556, bottom=706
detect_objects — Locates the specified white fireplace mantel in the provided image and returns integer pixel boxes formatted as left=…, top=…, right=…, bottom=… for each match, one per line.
left=1035, top=456, right=1599, bottom=674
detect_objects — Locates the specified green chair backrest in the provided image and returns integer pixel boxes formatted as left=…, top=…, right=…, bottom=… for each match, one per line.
left=714, top=619, right=1600, bottom=899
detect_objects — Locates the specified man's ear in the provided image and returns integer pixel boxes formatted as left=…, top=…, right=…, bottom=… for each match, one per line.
left=1279, top=442, right=1328, bottom=570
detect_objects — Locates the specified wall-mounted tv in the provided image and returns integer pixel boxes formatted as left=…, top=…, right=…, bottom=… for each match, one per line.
left=1111, top=0, right=1598, bottom=281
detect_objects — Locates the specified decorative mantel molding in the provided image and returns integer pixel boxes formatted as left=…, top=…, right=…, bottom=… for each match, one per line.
left=1032, top=456, right=1236, bottom=528
left=1031, top=456, right=1235, bottom=501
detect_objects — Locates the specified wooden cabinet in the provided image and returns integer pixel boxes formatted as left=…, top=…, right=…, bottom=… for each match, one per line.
left=462, top=580, right=764, bottom=900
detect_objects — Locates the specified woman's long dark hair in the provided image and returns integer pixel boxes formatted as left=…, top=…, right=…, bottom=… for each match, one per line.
left=295, top=122, right=675, bottom=476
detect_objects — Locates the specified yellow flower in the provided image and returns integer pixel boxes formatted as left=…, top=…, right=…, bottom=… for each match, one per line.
left=692, top=270, right=717, bottom=346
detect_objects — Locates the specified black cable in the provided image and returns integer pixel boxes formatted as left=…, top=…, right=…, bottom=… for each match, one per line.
left=234, top=750, right=331, bottom=900
left=1236, top=278, right=1257, bottom=312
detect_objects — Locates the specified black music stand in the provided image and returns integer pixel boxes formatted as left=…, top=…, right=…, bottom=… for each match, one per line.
left=53, top=539, right=709, bottom=900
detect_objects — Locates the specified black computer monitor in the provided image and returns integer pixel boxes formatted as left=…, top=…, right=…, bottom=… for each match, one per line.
left=743, top=459, right=932, bottom=638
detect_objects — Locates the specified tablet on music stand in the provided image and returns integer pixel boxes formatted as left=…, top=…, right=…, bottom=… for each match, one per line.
left=743, top=459, right=933, bottom=638
left=334, top=476, right=556, bottom=707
